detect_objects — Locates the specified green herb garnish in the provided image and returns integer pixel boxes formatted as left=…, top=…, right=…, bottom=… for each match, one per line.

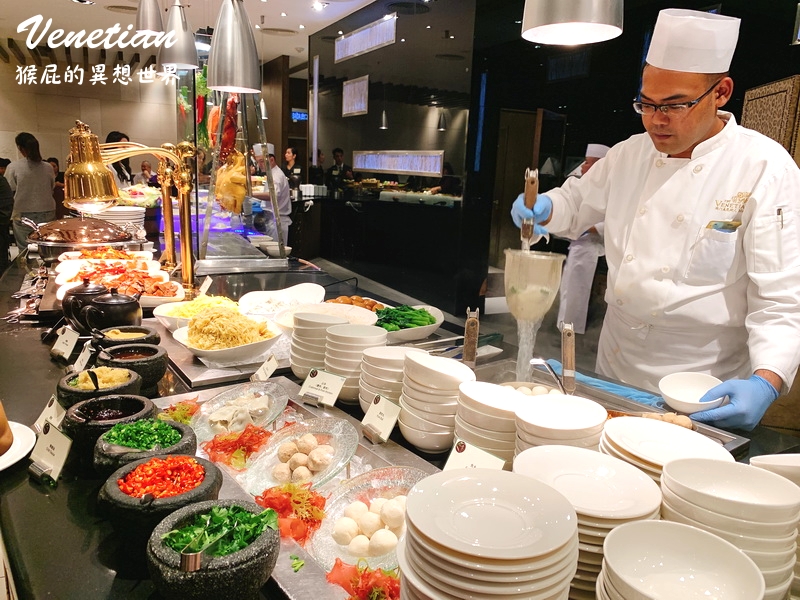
left=289, top=554, right=304, bottom=572
left=162, top=506, right=278, bottom=557
left=102, top=419, right=181, bottom=450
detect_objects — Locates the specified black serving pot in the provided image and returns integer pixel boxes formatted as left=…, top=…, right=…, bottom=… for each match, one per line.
left=93, top=420, right=197, bottom=477
left=80, top=288, right=142, bottom=331
left=97, top=454, right=221, bottom=535
left=146, top=499, right=280, bottom=600
left=97, top=325, right=161, bottom=348
left=95, top=344, right=168, bottom=392
left=56, top=368, right=142, bottom=409
left=62, top=278, right=109, bottom=335
left=62, top=395, right=155, bottom=465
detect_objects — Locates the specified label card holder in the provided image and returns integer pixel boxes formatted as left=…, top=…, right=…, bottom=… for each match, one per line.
left=443, top=437, right=506, bottom=471
left=72, top=339, right=95, bottom=373
left=34, top=395, right=66, bottom=433
left=50, top=326, right=80, bottom=360
left=29, top=420, right=73, bottom=486
left=251, top=354, right=279, bottom=382
left=298, top=369, right=346, bottom=408
left=361, top=394, right=400, bottom=444
left=198, top=276, right=213, bottom=296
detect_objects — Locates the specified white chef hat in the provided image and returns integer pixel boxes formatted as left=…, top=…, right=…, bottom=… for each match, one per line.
left=585, top=144, right=610, bottom=159
left=646, top=9, right=740, bottom=73
left=266, top=143, right=275, bottom=156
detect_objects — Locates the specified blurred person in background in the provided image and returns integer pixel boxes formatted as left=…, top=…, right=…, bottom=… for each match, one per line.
left=265, top=152, right=291, bottom=244
left=326, top=147, right=353, bottom=191
left=0, top=158, right=12, bottom=271
left=6, top=133, right=55, bottom=251
left=133, top=160, right=156, bottom=186
left=47, top=157, right=67, bottom=218
left=105, top=131, right=134, bottom=189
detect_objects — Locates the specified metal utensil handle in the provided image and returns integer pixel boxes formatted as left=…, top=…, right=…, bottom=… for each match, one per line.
left=529, top=357, right=566, bottom=394
left=561, top=323, right=576, bottom=395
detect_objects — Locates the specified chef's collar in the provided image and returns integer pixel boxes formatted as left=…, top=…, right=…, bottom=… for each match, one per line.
left=657, top=110, right=736, bottom=160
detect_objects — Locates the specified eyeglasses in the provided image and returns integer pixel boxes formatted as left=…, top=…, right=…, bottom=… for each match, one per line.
left=632, top=79, right=722, bottom=117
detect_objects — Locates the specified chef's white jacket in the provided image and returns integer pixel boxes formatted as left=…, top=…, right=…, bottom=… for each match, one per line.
left=545, top=112, right=800, bottom=392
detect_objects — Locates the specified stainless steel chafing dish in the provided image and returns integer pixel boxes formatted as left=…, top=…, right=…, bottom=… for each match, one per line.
left=24, top=216, right=134, bottom=263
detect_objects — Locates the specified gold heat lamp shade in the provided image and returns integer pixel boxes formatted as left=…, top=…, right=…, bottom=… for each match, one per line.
left=64, top=121, right=119, bottom=213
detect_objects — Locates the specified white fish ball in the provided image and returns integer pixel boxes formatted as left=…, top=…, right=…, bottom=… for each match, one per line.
left=516, top=386, right=533, bottom=395
left=288, top=452, right=308, bottom=471
left=307, top=446, right=333, bottom=472
left=531, top=385, right=549, bottom=395
left=344, top=500, right=369, bottom=521
left=368, top=528, right=398, bottom=556
left=296, top=433, right=319, bottom=454
left=347, top=534, right=370, bottom=558
left=271, top=462, right=291, bottom=483
left=291, top=465, right=312, bottom=483
left=379, top=499, right=405, bottom=528
left=358, top=512, right=384, bottom=538
left=369, top=497, right=388, bottom=515
left=277, top=441, right=298, bottom=463
left=331, top=517, right=360, bottom=546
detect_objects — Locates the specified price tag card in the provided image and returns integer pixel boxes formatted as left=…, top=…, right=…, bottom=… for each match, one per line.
left=198, top=276, right=213, bottom=296
left=30, top=420, right=72, bottom=482
left=34, top=395, right=66, bottom=433
left=298, top=369, right=346, bottom=408
left=72, top=339, right=95, bottom=373
left=443, top=437, right=506, bottom=472
left=251, top=354, right=279, bottom=382
left=361, top=394, right=401, bottom=444
left=50, top=326, right=80, bottom=360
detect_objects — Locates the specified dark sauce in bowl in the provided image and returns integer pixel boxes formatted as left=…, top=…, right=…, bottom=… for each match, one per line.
left=111, top=349, right=158, bottom=360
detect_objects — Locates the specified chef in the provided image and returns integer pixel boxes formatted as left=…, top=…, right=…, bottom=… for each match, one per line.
left=511, top=8, right=800, bottom=431
left=556, top=143, right=611, bottom=335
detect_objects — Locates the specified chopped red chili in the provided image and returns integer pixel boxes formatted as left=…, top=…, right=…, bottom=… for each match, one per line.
left=118, top=455, right=205, bottom=499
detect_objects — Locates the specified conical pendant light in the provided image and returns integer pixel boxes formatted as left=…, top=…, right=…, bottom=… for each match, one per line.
left=521, top=0, right=623, bottom=45
left=379, top=109, right=388, bottom=130
left=158, top=0, right=198, bottom=70
left=437, top=109, right=447, bottom=131
left=136, top=0, right=164, bottom=34
left=260, top=98, right=269, bottom=120
left=207, top=0, right=261, bottom=93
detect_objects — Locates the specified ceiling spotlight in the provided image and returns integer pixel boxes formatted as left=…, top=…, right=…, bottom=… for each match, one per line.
left=255, top=24, right=260, bottom=28
left=400, top=38, right=405, bottom=42
left=312, top=1, right=328, bottom=11
left=383, top=14, right=394, bottom=20
left=71, top=0, right=95, bottom=4
left=280, top=12, right=287, bottom=17
left=337, top=30, right=343, bottom=35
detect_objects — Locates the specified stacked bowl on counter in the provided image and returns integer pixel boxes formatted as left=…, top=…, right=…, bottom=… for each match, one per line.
left=289, top=313, right=348, bottom=380
left=660, top=458, right=800, bottom=600
left=324, top=324, right=388, bottom=403
left=455, top=381, right=522, bottom=467
left=358, top=346, right=427, bottom=413
left=515, top=394, right=607, bottom=454
left=398, top=352, right=476, bottom=454
left=513, top=445, right=662, bottom=600
left=399, top=469, right=579, bottom=600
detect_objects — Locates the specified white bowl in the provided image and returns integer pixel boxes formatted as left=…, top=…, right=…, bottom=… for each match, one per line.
left=456, top=401, right=517, bottom=433
left=325, top=338, right=378, bottom=353
left=515, top=394, right=608, bottom=439
left=458, top=381, right=523, bottom=420
left=326, top=323, right=387, bottom=345
left=238, top=283, right=325, bottom=317
left=293, top=311, right=349, bottom=328
left=659, top=372, right=724, bottom=414
left=361, top=361, right=404, bottom=381
left=404, top=404, right=455, bottom=427
left=172, top=325, right=281, bottom=362
left=603, top=520, right=765, bottom=600
left=662, top=458, right=800, bottom=523
left=359, top=378, right=401, bottom=402
left=403, top=373, right=461, bottom=396
left=398, top=419, right=455, bottom=453
left=517, top=428, right=602, bottom=448
left=275, top=303, right=378, bottom=333
left=399, top=406, right=454, bottom=434
left=152, top=301, right=191, bottom=331
left=262, top=242, right=291, bottom=257
left=291, top=336, right=327, bottom=354
left=325, top=346, right=366, bottom=362
left=454, top=414, right=516, bottom=443
left=402, top=383, right=459, bottom=406
left=749, top=454, right=800, bottom=487
left=361, top=370, right=404, bottom=391
left=384, top=305, right=445, bottom=343
left=362, top=345, right=428, bottom=369
left=403, top=352, right=476, bottom=390
left=400, top=393, right=458, bottom=416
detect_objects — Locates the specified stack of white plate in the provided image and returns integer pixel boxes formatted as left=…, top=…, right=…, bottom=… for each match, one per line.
left=398, top=352, right=476, bottom=454
left=599, top=520, right=765, bottom=600
left=400, top=469, right=578, bottom=600
left=600, top=416, right=734, bottom=482
left=513, top=445, right=662, bottom=600
left=358, top=346, right=427, bottom=413
left=456, top=381, right=523, bottom=466
left=289, top=312, right=348, bottom=380
left=514, top=394, right=607, bottom=455
left=324, top=324, right=387, bottom=403
left=90, top=206, right=146, bottom=230
left=661, top=458, right=800, bottom=600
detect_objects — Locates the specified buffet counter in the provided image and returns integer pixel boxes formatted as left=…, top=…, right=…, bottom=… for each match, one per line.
left=1, top=255, right=800, bottom=599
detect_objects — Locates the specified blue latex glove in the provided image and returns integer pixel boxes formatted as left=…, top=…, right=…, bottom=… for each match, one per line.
left=692, top=375, right=779, bottom=431
left=511, top=193, right=552, bottom=235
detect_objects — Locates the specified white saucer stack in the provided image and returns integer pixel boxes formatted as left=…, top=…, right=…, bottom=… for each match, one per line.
left=599, top=416, right=734, bottom=482
left=456, top=381, right=523, bottom=466
left=289, top=312, right=348, bottom=380
left=514, top=394, right=607, bottom=455
left=323, top=324, right=387, bottom=403
left=400, top=469, right=578, bottom=600
left=91, top=206, right=146, bottom=230
left=513, top=445, right=662, bottom=600
left=398, top=352, right=475, bottom=454
left=358, top=346, right=427, bottom=413
left=661, top=458, right=800, bottom=600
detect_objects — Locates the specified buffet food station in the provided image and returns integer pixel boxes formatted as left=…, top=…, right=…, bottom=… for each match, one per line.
left=2, top=245, right=800, bottom=600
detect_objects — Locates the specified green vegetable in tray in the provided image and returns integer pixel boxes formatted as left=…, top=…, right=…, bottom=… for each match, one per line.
left=162, top=506, right=278, bottom=557
left=375, top=306, right=437, bottom=332
left=102, top=418, right=181, bottom=450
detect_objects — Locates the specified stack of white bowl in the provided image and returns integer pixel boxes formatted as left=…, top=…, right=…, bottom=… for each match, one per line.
left=513, top=445, right=662, bottom=600
left=358, top=346, right=427, bottom=413
left=514, top=394, right=608, bottom=455
left=91, top=206, right=146, bottom=230
left=599, top=520, right=766, bottom=600
left=600, top=416, right=734, bottom=483
left=456, top=381, right=523, bottom=467
left=661, top=458, right=800, bottom=600
left=398, top=352, right=476, bottom=454
left=400, top=469, right=578, bottom=600
left=324, top=324, right=387, bottom=403
left=289, top=312, right=348, bottom=380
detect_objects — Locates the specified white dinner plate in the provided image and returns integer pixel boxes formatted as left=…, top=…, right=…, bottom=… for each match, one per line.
left=0, top=423, right=36, bottom=472
left=513, top=445, right=662, bottom=520
left=603, top=416, right=734, bottom=468
left=238, top=283, right=326, bottom=317
left=405, top=468, right=577, bottom=560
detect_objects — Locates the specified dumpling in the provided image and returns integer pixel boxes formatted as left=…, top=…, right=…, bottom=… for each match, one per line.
left=208, top=405, right=254, bottom=434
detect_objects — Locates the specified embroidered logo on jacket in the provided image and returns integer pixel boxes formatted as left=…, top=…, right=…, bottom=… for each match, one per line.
left=715, top=192, right=750, bottom=212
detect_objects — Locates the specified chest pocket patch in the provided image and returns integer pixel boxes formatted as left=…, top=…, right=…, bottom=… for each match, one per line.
left=684, top=227, right=742, bottom=285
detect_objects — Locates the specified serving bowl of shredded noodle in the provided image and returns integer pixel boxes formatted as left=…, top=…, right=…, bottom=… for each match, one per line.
left=153, top=295, right=239, bottom=331
left=172, top=307, right=281, bottom=363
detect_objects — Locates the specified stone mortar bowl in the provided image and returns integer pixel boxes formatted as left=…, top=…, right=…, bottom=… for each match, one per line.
left=56, top=368, right=142, bottom=410
left=98, top=454, right=222, bottom=536
left=62, top=395, right=156, bottom=465
left=97, top=325, right=161, bottom=348
left=146, top=499, right=280, bottom=600
left=95, top=344, right=168, bottom=392
left=93, top=420, right=197, bottom=478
